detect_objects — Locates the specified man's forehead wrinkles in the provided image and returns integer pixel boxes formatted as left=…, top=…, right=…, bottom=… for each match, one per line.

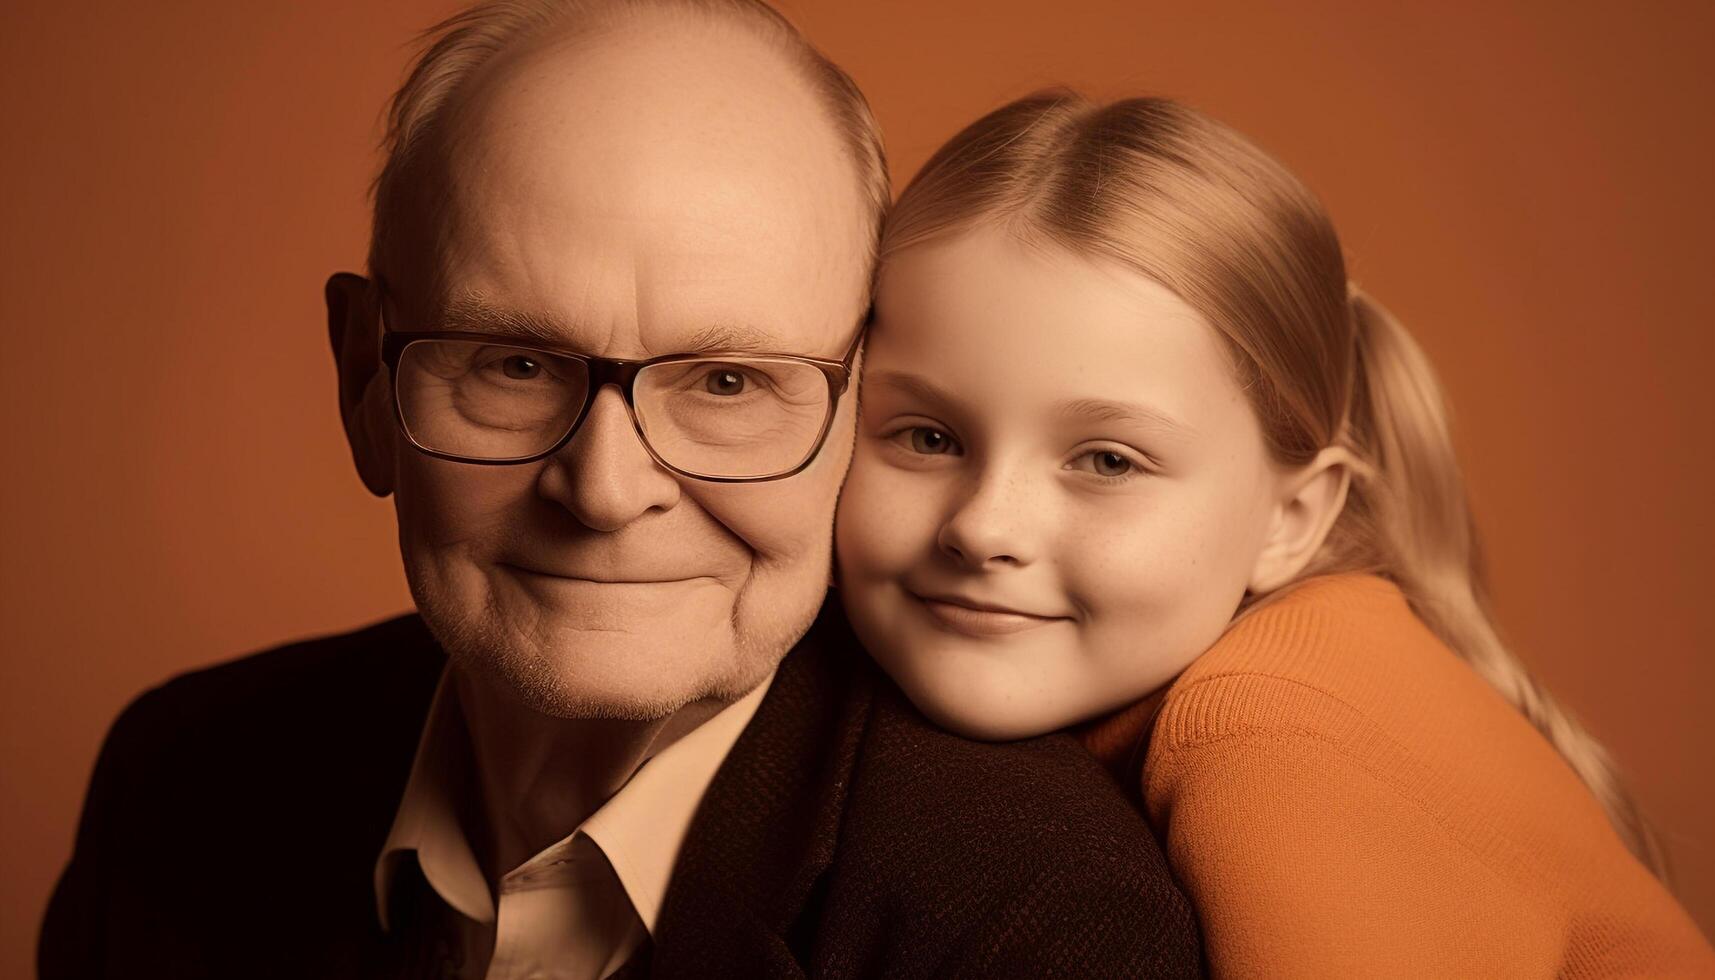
left=435, top=291, right=804, bottom=358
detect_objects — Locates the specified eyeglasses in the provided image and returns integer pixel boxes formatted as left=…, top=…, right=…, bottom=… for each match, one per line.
left=378, top=320, right=863, bottom=483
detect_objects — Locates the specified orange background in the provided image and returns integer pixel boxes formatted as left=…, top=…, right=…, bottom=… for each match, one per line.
left=2, top=0, right=1711, bottom=971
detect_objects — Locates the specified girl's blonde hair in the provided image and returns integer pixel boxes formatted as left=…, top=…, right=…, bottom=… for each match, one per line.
left=882, top=91, right=1664, bottom=876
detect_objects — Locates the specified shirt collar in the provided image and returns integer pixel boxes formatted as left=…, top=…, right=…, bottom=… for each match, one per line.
left=373, top=667, right=772, bottom=935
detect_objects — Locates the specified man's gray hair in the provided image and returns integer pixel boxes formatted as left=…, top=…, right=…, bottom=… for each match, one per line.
left=368, top=0, right=890, bottom=290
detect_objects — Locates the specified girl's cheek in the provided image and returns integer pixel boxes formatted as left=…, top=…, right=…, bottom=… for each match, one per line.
left=1055, top=500, right=1213, bottom=635
left=837, top=454, right=922, bottom=575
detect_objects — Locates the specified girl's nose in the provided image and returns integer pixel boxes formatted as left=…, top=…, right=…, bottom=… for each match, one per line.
left=935, top=471, right=1038, bottom=570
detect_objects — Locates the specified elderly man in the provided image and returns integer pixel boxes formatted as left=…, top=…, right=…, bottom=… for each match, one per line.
left=40, top=1, right=1200, bottom=977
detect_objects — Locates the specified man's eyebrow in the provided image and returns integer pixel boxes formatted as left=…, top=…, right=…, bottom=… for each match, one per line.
left=678, top=322, right=785, bottom=354
left=436, top=298, right=789, bottom=355
left=1055, top=397, right=1197, bottom=439
left=438, top=297, right=569, bottom=344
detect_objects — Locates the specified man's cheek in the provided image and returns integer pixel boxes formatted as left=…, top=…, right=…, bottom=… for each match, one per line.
left=692, top=470, right=844, bottom=561
left=396, top=465, right=534, bottom=551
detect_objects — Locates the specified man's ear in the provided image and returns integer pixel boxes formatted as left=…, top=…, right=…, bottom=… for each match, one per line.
left=1249, top=446, right=1353, bottom=593
left=325, top=272, right=396, bottom=497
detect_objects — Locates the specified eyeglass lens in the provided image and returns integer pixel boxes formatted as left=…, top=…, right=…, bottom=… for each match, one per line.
left=394, top=339, right=833, bottom=478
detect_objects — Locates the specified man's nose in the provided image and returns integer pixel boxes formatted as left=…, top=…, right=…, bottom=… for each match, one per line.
left=935, top=466, right=1040, bottom=571
left=536, top=386, right=680, bottom=531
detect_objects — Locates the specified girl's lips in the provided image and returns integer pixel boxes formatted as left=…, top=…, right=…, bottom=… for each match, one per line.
left=915, top=595, right=1068, bottom=636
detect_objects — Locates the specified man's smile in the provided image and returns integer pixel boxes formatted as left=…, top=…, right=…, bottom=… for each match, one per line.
left=498, top=560, right=720, bottom=586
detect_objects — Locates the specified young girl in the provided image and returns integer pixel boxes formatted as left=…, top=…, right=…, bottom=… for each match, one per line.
left=834, top=93, right=1715, bottom=975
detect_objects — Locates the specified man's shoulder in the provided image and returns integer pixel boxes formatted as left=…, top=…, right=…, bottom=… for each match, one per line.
left=787, top=603, right=1192, bottom=892
left=80, top=614, right=439, bottom=841
left=826, top=680, right=1204, bottom=975
left=849, top=681, right=1190, bottom=884
left=44, top=614, right=444, bottom=977
left=640, top=604, right=1203, bottom=976
left=135, top=612, right=434, bottom=715
left=108, top=613, right=437, bottom=752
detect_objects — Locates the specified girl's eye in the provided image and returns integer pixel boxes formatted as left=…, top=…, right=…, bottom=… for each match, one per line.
left=1071, top=449, right=1137, bottom=478
left=911, top=427, right=954, bottom=455
left=903, top=426, right=959, bottom=455
left=1091, top=451, right=1131, bottom=477
left=500, top=355, right=541, bottom=380
left=704, top=369, right=747, bottom=395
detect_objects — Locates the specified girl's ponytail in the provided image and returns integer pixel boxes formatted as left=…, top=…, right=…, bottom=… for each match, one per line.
left=1339, top=288, right=1666, bottom=878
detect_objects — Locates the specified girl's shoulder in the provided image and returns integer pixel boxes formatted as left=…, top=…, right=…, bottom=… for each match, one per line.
left=1134, top=575, right=1715, bottom=975
left=1171, top=571, right=1441, bottom=695
left=1143, top=571, right=1621, bottom=877
left=1153, top=572, right=1528, bottom=763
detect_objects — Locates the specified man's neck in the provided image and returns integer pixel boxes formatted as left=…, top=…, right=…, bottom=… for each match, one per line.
left=451, top=668, right=728, bottom=889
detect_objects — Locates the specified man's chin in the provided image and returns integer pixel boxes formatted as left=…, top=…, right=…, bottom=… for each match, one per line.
left=486, top=642, right=765, bottom=721
left=425, top=612, right=776, bottom=721
left=479, top=662, right=704, bottom=722
left=406, top=558, right=819, bottom=720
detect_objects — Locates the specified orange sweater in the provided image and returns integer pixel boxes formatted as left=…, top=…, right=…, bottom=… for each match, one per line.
left=1079, top=573, right=1715, bottom=977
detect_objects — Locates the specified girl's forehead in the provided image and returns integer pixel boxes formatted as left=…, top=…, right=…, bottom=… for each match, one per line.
left=870, top=228, right=1250, bottom=434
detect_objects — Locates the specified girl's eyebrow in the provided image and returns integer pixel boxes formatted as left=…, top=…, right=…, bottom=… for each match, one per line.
left=1055, top=397, right=1197, bottom=440
left=867, top=370, right=956, bottom=408
left=868, top=373, right=1194, bottom=440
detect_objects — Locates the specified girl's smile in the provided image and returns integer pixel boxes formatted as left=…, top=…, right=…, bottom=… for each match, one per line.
left=912, top=590, right=1075, bottom=637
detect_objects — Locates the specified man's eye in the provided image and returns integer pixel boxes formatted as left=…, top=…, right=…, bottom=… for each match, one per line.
left=704, top=369, right=748, bottom=395
left=500, top=355, right=541, bottom=380
left=907, top=426, right=958, bottom=455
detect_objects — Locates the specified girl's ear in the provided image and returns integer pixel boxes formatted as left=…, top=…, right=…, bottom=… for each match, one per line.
left=1249, top=446, right=1353, bottom=593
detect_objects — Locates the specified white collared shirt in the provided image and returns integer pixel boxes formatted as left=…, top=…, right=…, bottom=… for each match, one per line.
left=374, top=668, right=772, bottom=979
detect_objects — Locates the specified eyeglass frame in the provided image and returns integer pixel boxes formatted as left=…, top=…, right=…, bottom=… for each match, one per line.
left=376, top=289, right=867, bottom=484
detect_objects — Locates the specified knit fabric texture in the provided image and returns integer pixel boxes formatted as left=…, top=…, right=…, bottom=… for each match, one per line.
left=644, top=600, right=1204, bottom=978
left=1079, top=573, right=1715, bottom=978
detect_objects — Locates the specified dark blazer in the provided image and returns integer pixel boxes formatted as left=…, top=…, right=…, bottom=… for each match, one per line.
left=40, top=600, right=1202, bottom=978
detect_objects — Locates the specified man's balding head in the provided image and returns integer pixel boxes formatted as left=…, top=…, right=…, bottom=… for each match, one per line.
left=369, top=0, right=888, bottom=299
